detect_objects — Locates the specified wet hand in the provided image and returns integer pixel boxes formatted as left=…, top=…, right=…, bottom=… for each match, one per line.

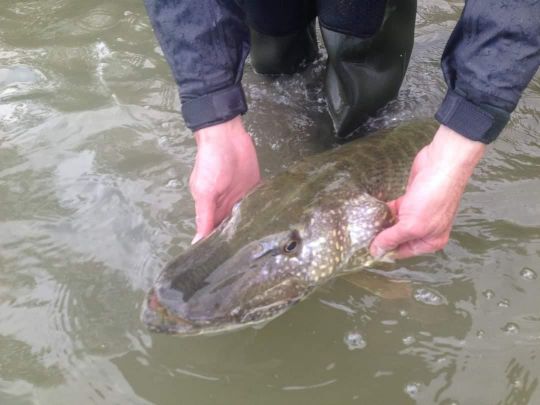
left=190, top=116, right=260, bottom=243
left=370, top=125, right=486, bottom=259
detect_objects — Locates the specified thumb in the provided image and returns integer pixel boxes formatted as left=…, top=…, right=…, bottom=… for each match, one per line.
left=193, top=195, right=216, bottom=244
left=370, top=219, right=415, bottom=258
left=370, top=196, right=403, bottom=254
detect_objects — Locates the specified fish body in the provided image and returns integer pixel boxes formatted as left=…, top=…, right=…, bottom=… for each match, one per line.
left=142, top=121, right=437, bottom=335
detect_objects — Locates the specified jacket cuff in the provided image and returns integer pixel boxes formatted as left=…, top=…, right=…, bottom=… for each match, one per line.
left=435, top=89, right=509, bottom=144
left=181, top=83, right=248, bottom=132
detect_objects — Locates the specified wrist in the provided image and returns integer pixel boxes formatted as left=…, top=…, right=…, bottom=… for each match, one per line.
left=429, top=125, right=486, bottom=172
left=194, top=115, right=246, bottom=145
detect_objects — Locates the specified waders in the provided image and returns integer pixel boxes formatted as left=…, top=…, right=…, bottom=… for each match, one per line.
left=242, top=0, right=417, bottom=136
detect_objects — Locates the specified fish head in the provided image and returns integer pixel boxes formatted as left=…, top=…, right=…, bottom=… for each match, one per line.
left=142, top=191, right=393, bottom=336
left=142, top=225, right=317, bottom=335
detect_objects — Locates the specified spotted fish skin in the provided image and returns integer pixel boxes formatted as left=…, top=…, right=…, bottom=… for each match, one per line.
left=142, top=121, right=437, bottom=335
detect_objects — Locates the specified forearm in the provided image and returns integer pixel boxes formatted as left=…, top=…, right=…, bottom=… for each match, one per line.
left=436, top=0, right=540, bottom=143
left=144, top=0, right=250, bottom=131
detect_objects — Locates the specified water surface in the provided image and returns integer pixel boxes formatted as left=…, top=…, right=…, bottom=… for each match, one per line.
left=1, top=1, right=540, bottom=404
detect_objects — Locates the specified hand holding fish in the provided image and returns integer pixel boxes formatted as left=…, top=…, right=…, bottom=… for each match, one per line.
left=370, top=125, right=485, bottom=259
left=190, top=116, right=260, bottom=244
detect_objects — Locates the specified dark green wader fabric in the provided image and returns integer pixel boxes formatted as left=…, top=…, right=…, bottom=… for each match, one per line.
left=245, top=0, right=417, bottom=137
left=245, top=0, right=319, bottom=75
left=250, top=22, right=319, bottom=75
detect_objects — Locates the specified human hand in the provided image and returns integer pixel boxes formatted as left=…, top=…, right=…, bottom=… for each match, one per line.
left=190, top=116, right=260, bottom=243
left=370, top=125, right=486, bottom=259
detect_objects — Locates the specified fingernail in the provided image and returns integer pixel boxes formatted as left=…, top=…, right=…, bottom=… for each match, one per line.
left=371, top=245, right=386, bottom=259
left=191, top=234, right=203, bottom=245
left=378, top=251, right=396, bottom=263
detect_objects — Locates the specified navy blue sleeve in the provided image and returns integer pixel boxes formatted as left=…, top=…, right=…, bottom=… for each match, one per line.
left=144, top=0, right=250, bottom=131
left=436, top=0, right=540, bottom=143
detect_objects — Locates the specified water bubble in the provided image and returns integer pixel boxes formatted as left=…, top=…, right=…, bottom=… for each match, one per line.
left=381, top=319, right=398, bottom=326
left=437, top=356, right=448, bottom=364
left=482, top=289, right=495, bottom=300
left=520, top=267, right=537, bottom=280
left=414, top=288, right=445, bottom=306
left=344, top=331, right=366, bottom=350
left=166, top=179, right=181, bottom=188
left=502, top=322, right=519, bottom=334
left=498, top=299, right=510, bottom=308
left=158, top=136, right=168, bottom=147
left=404, top=382, right=420, bottom=398
left=399, top=309, right=408, bottom=317
left=402, top=336, right=416, bottom=346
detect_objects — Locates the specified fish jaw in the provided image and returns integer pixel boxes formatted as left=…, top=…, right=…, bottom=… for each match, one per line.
left=141, top=288, right=197, bottom=335
left=141, top=284, right=309, bottom=336
left=141, top=230, right=317, bottom=336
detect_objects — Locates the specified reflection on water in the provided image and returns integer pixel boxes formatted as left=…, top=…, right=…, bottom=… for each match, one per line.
left=1, top=0, right=540, bottom=404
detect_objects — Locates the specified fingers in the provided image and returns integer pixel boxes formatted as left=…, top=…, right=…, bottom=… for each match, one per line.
left=371, top=220, right=450, bottom=260
left=392, top=234, right=450, bottom=259
left=370, top=219, right=418, bottom=258
left=191, top=234, right=204, bottom=245
left=192, top=195, right=216, bottom=244
left=369, top=199, right=404, bottom=257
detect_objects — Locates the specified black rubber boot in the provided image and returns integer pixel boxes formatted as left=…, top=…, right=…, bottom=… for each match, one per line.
left=321, top=0, right=417, bottom=137
left=249, top=22, right=319, bottom=75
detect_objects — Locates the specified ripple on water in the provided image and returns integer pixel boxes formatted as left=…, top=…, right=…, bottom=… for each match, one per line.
left=439, top=400, right=460, bottom=405
left=1, top=1, right=122, bottom=46
left=520, top=267, right=537, bottom=280
left=0, top=64, right=45, bottom=87
left=413, top=288, right=447, bottom=306
left=1, top=0, right=540, bottom=403
left=498, top=299, right=510, bottom=308
left=404, top=382, right=420, bottom=399
left=344, top=331, right=367, bottom=350
left=482, top=289, right=495, bottom=300
left=402, top=336, right=416, bottom=346
left=502, top=323, right=520, bottom=335
left=75, top=5, right=121, bottom=33
left=0, top=64, right=50, bottom=102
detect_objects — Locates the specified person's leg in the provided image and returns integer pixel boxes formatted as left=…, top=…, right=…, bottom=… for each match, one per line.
left=318, top=0, right=417, bottom=136
left=240, top=0, right=318, bottom=75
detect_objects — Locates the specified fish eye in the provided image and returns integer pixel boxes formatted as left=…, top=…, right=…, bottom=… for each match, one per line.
left=283, top=240, right=298, bottom=254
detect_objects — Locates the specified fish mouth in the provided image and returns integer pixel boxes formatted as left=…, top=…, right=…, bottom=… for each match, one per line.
left=141, top=289, right=296, bottom=337
left=141, top=289, right=196, bottom=335
left=141, top=289, right=248, bottom=336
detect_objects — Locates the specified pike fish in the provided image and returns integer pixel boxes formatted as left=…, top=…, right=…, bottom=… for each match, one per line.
left=142, top=120, right=437, bottom=335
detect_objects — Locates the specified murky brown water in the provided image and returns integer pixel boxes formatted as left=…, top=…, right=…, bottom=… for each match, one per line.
left=1, top=1, right=540, bottom=404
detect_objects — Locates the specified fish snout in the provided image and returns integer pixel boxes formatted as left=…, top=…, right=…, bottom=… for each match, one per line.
left=141, top=288, right=194, bottom=334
